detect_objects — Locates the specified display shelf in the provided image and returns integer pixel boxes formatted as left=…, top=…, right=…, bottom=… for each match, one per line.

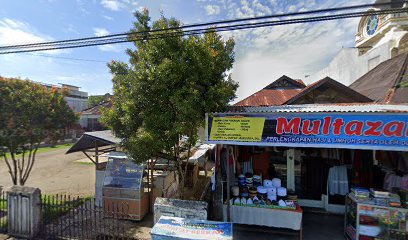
left=102, top=154, right=148, bottom=220
left=344, top=194, right=408, bottom=240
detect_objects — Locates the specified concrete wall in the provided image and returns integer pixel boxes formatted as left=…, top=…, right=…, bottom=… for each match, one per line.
left=306, top=42, right=393, bottom=86
left=65, top=96, right=89, bottom=112
left=7, top=186, right=41, bottom=239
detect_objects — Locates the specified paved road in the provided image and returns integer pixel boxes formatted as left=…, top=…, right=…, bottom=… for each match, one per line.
left=0, top=147, right=95, bottom=196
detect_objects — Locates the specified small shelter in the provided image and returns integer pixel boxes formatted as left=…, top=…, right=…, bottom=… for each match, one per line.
left=66, top=130, right=120, bottom=206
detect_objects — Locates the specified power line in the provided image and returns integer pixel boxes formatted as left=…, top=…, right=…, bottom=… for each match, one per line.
left=1, top=8, right=405, bottom=54
left=0, top=5, right=407, bottom=54
left=1, top=0, right=406, bottom=51
left=22, top=53, right=107, bottom=63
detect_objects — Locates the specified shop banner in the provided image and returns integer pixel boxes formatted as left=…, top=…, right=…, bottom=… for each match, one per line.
left=151, top=216, right=233, bottom=240
left=205, top=113, right=408, bottom=151
left=209, top=117, right=265, bottom=141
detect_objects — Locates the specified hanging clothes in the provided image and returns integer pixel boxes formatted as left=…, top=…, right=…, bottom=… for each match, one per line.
left=383, top=172, right=403, bottom=191
left=253, top=152, right=270, bottom=179
left=220, top=147, right=228, bottom=180
left=301, top=157, right=330, bottom=200
left=227, top=146, right=236, bottom=186
left=328, top=165, right=349, bottom=195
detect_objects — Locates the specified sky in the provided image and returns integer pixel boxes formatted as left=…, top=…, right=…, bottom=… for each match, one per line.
left=0, top=0, right=371, bottom=101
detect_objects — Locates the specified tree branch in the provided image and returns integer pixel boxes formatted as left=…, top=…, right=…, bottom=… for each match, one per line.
left=3, top=152, right=16, bottom=185
left=22, top=142, right=40, bottom=185
left=10, top=152, right=18, bottom=185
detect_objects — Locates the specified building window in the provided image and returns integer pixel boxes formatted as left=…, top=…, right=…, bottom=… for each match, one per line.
left=366, top=15, right=379, bottom=36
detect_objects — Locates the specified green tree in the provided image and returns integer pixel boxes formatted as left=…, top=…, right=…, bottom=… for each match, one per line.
left=0, top=77, right=78, bottom=185
left=88, top=95, right=106, bottom=108
left=102, top=10, right=238, bottom=198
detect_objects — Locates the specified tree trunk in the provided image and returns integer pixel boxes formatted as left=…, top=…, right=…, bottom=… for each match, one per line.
left=176, top=159, right=185, bottom=199
left=3, top=153, right=17, bottom=185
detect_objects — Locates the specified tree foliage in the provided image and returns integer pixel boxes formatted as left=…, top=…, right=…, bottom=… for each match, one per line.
left=102, top=10, right=238, bottom=198
left=0, top=77, right=78, bottom=185
left=88, top=95, right=106, bottom=108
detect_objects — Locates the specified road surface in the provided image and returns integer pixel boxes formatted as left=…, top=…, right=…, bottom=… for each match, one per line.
left=0, top=147, right=95, bottom=196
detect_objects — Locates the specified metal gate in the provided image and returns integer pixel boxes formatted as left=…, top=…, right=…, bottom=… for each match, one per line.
left=40, top=195, right=138, bottom=239
left=0, top=190, right=7, bottom=233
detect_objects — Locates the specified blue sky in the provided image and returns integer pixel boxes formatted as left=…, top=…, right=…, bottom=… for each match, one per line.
left=0, top=0, right=370, bottom=100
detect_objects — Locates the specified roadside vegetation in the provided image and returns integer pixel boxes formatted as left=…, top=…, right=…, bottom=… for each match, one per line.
left=0, top=143, right=73, bottom=160
left=102, top=9, right=238, bottom=199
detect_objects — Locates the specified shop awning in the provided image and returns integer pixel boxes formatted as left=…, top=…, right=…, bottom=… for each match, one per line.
left=66, top=130, right=120, bottom=154
left=205, top=103, right=408, bottom=151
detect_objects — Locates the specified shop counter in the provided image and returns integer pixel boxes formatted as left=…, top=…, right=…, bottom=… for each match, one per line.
left=223, top=203, right=303, bottom=230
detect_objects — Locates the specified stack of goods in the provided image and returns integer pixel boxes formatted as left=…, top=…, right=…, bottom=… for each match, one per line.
left=351, top=187, right=370, bottom=200
left=267, top=187, right=277, bottom=201
left=238, top=174, right=246, bottom=187
left=245, top=173, right=253, bottom=187
left=248, top=187, right=257, bottom=198
left=272, top=178, right=281, bottom=188
left=389, top=193, right=401, bottom=207
left=257, top=186, right=267, bottom=201
left=370, top=188, right=390, bottom=206
left=287, top=189, right=298, bottom=201
left=253, top=175, right=262, bottom=187
left=370, top=188, right=390, bottom=198
left=231, top=177, right=295, bottom=209
left=231, top=186, right=240, bottom=198
left=277, top=187, right=287, bottom=201
left=241, top=187, right=249, bottom=198
left=263, top=179, right=273, bottom=188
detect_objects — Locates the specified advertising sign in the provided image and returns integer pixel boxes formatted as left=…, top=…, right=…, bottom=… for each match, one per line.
left=209, top=117, right=265, bottom=141
left=205, top=113, right=408, bottom=151
left=151, top=216, right=233, bottom=240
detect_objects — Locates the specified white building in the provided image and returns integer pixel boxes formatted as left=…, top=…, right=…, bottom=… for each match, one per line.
left=36, top=82, right=89, bottom=113
left=307, top=0, right=408, bottom=86
left=59, top=84, right=89, bottom=113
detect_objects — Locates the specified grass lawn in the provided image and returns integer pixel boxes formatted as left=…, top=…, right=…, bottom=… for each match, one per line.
left=1, top=143, right=73, bottom=160
left=0, top=199, right=6, bottom=211
left=41, top=195, right=93, bottom=223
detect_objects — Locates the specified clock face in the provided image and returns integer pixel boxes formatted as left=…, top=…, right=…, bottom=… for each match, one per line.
left=366, top=15, right=379, bottom=36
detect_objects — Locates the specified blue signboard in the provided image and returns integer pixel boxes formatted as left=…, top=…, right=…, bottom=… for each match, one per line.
left=151, top=216, right=233, bottom=240
left=205, top=112, right=408, bottom=151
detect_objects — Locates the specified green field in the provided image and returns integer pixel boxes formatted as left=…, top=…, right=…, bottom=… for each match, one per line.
left=1, top=143, right=73, bottom=160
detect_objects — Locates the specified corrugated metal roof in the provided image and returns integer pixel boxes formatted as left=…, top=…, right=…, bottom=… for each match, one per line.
left=234, top=89, right=302, bottom=106
left=66, top=130, right=120, bottom=154
left=81, top=101, right=112, bottom=115
left=284, top=77, right=372, bottom=104
left=225, top=103, right=408, bottom=113
left=350, top=53, right=408, bottom=103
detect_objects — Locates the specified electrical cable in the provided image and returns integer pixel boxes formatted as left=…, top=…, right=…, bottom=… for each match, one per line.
left=3, top=8, right=406, bottom=51
left=1, top=0, right=406, bottom=50
left=22, top=53, right=107, bottom=63
left=0, top=6, right=407, bottom=54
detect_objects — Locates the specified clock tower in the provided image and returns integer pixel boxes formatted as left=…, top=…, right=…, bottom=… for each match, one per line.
left=356, top=0, right=408, bottom=56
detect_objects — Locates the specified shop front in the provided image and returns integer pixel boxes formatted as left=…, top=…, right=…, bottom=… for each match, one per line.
left=205, top=104, right=408, bottom=239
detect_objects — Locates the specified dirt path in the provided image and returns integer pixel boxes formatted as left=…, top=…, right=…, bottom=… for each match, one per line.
left=0, top=147, right=95, bottom=196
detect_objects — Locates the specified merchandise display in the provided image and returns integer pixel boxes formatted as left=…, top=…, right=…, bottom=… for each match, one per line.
left=102, top=156, right=148, bottom=220
left=231, top=177, right=295, bottom=210
left=345, top=193, right=408, bottom=240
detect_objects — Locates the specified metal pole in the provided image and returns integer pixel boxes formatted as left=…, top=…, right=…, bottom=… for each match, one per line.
left=94, top=141, right=99, bottom=166
left=226, top=145, right=231, bottom=222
